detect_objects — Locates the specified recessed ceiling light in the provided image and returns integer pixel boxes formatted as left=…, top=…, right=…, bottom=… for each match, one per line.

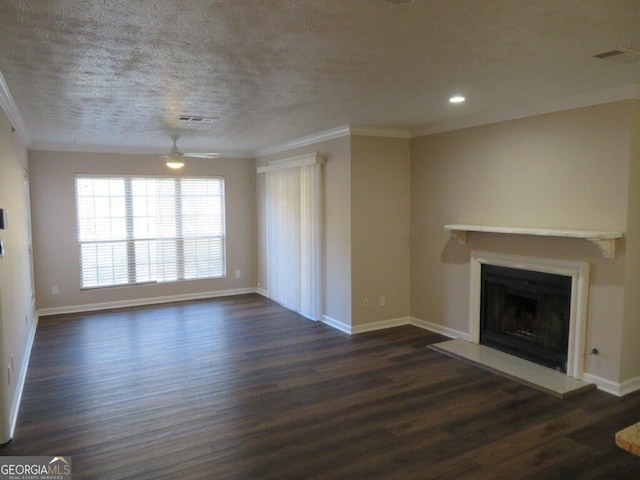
left=449, top=95, right=466, bottom=104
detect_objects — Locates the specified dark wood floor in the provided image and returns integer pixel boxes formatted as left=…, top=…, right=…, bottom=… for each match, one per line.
left=2, top=294, right=640, bottom=479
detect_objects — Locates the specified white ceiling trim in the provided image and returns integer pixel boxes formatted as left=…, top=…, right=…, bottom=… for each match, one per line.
left=0, top=69, right=30, bottom=146
left=28, top=142, right=253, bottom=158
left=349, top=127, right=411, bottom=138
left=254, top=125, right=351, bottom=158
left=411, top=84, right=640, bottom=138
left=254, top=125, right=411, bottom=158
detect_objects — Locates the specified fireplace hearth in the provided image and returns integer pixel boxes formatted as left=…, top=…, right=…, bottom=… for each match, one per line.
left=481, top=264, right=572, bottom=372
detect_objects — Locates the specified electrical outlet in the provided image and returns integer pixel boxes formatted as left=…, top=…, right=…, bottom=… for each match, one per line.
left=51, top=285, right=59, bottom=295
left=379, top=295, right=386, bottom=306
left=363, top=297, right=370, bottom=307
left=235, top=270, right=241, bottom=279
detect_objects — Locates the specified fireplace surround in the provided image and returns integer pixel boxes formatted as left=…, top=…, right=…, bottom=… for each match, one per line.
left=469, top=251, right=590, bottom=379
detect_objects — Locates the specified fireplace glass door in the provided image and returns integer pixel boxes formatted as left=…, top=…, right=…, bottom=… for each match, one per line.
left=480, top=265, right=571, bottom=372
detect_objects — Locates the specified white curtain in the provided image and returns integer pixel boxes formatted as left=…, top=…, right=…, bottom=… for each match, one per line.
left=265, top=163, right=322, bottom=321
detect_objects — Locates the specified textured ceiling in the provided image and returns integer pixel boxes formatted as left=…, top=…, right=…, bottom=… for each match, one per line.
left=0, top=0, right=638, bottom=156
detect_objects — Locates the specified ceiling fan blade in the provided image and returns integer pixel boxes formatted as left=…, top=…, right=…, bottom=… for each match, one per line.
left=184, top=153, right=220, bottom=159
left=160, top=135, right=216, bottom=165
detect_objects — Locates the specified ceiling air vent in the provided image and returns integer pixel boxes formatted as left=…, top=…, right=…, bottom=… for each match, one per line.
left=593, top=48, right=640, bottom=64
left=177, top=115, right=219, bottom=124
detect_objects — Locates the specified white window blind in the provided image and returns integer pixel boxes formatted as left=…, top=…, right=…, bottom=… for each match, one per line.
left=75, top=175, right=225, bottom=289
left=262, top=154, right=323, bottom=321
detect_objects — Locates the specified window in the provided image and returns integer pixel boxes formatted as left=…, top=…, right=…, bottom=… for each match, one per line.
left=75, top=175, right=225, bottom=288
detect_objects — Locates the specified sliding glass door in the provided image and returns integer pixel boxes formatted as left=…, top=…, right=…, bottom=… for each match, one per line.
left=261, top=154, right=323, bottom=321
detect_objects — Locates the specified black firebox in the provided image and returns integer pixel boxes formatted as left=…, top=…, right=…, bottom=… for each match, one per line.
left=480, top=264, right=572, bottom=372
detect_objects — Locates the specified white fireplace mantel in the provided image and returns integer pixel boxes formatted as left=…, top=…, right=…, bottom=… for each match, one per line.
left=445, top=224, right=623, bottom=258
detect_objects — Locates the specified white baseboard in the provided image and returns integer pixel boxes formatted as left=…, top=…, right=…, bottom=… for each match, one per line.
left=321, top=315, right=351, bottom=334
left=321, top=316, right=411, bottom=335
left=582, top=372, right=640, bottom=397
left=37, top=288, right=259, bottom=317
left=9, top=309, right=38, bottom=440
left=582, top=373, right=621, bottom=396
left=409, top=317, right=470, bottom=341
left=351, top=317, right=410, bottom=334
left=255, top=288, right=268, bottom=298
left=619, top=375, right=640, bottom=396
left=321, top=314, right=471, bottom=338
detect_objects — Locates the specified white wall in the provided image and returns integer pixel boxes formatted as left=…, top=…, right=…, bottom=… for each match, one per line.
left=28, top=151, right=257, bottom=312
left=0, top=109, right=36, bottom=443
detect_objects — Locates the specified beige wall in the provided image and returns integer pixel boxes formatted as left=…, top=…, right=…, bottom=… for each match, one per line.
left=256, top=136, right=352, bottom=326
left=411, top=101, right=635, bottom=384
left=255, top=134, right=410, bottom=329
left=621, top=100, right=640, bottom=381
left=351, top=135, right=410, bottom=326
left=0, top=110, right=35, bottom=442
left=28, top=151, right=256, bottom=311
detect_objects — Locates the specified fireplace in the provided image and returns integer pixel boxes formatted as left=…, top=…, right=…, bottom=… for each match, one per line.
left=480, top=265, right=571, bottom=372
left=469, top=251, right=590, bottom=379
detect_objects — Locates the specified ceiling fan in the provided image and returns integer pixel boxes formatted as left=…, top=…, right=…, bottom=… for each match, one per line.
left=162, top=134, right=220, bottom=169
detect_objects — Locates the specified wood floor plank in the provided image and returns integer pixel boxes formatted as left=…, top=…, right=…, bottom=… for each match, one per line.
left=2, top=293, right=640, bottom=479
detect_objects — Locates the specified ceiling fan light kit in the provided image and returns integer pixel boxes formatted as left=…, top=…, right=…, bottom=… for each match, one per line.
left=161, top=134, right=220, bottom=168
left=165, top=156, right=185, bottom=169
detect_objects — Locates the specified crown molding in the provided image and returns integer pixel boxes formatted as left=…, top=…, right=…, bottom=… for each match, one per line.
left=411, top=84, right=640, bottom=138
left=29, top=143, right=164, bottom=154
left=29, top=142, right=253, bottom=158
left=254, top=125, right=351, bottom=158
left=349, top=126, right=411, bottom=138
left=254, top=125, right=411, bottom=158
left=0, top=69, right=30, bottom=146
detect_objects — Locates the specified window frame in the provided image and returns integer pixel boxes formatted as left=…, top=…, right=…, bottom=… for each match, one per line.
left=75, top=174, right=226, bottom=290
